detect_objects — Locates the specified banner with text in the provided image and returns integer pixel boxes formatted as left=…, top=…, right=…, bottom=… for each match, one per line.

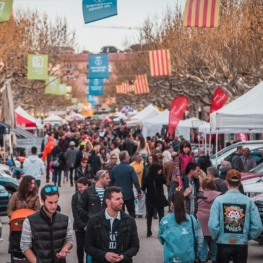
left=28, top=54, right=48, bottom=80
left=45, top=76, right=60, bottom=94
left=82, top=0, right=117, bottom=24
left=86, top=95, right=98, bottom=107
left=89, top=79, right=104, bottom=95
left=210, top=87, right=228, bottom=113
left=168, top=96, right=189, bottom=139
left=57, top=84, right=67, bottom=95
left=0, top=1, right=13, bottom=23
left=89, top=54, right=109, bottom=79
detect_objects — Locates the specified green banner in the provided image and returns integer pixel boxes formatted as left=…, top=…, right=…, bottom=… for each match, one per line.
left=66, top=86, right=72, bottom=93
left=27, top=54, right=48, bottom=80
left=71, top=98, right=77, bottom=104
left=45, top=76, right=60, bottom=94
left=65, top=94, right=72, bottom=100
left=57, top=83, right=66, bottom=95
left=0, top=1, right=13, bottom=23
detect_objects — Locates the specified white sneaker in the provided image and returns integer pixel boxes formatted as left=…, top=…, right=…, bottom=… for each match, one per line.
left=0, top=238, right=3, bottom=242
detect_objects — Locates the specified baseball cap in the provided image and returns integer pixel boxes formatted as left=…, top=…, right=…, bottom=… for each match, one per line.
left=83, top=134, right=89, bottom=139
left=226, top=169, right=241, bottom=182
left=69, top=141, right=75, bottom=146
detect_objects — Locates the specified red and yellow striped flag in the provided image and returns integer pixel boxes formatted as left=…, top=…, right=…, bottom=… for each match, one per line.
left=149, top=49, right=171, bottom=77
left=183, top=0, right=221, bottom=28
left=134, top=75, right=149, bottom=95
left=116, top=85, right=123, bottom=94
left=122, top=82, right=134, bottom=93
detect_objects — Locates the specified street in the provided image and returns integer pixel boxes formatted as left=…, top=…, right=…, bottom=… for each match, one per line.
left=0, top=176, right=262, bottom=263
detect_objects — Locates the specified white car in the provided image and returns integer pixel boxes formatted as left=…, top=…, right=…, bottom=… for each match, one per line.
left=0, top=164, right=12, bottom=177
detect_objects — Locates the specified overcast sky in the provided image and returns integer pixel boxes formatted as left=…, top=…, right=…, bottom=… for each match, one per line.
left=14, top=0, right=185, bottom=53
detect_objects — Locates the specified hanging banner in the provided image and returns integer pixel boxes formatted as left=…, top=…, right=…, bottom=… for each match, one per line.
left=66, top=86, right=72, bottom=93
left=28, top=54, right=48, bottom=80
left=82, top=0, right=117, bottom=24
left=65, top=94, right=72, bottom=100
left=134, top=74, right=149, bottom=94
left=237, top=133, right=248, bottom=142
left=71, top=98, right=78, bottom=104
left=0, top=1, right=13, bottom=23
left=57, top=84, right=67, bottom=95
left=45, top=76, right=60, bottom=94
left=167, top=96, right=189, bottom=139
left=210, top=87, right=228, bottom=113
left=88, top=54, right=109, bottom=79
left=183, top=0, right=221, bottom=28
left=149, top=49, right=171, bottom=77
left=89, top=79, right=104, bottom=95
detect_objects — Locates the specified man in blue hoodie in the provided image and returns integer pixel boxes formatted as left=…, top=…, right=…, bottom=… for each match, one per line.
left=23, top=146, right=45, bottom=187
left=208, top=169, right=263, bottom=263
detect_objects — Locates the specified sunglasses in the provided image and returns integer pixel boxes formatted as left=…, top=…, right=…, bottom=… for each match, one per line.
left=111, top=158, right=117, bottom=160
left=82, top=161, right=88, bottom=164
left=44, top=186, right=58, bottom=193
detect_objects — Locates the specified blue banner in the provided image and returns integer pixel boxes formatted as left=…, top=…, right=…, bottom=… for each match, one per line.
left=88, top=79, right=104, bottom=95
left=89, top=54, right=109, bottom=79
left=87, top=95, right=98, bottom=107
left=82, top=0, right=117, bottom=24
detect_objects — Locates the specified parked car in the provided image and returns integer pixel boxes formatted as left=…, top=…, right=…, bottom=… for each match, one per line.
left=252, top=194, right=263, bottom=245
left=0, top=172, right=19, bottom=195
left=241, top=162, right=263, bottom=181
left=0, top=185, right=10, bottom=216
left=210, top=140, right=263, bottom=167
left=0, top=164, right=12, bottom=177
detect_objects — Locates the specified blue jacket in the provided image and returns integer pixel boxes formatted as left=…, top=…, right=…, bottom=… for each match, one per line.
left=110, top=162, right=141, bottom=200
left=159, top=213, right=204, bottom=263
left=208, top=189, right=263, bottom=245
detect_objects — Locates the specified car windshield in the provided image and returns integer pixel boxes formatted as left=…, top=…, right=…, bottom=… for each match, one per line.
left=210, top=144, right=237, bottom=159
left=249, top=162, right=263, bottom=173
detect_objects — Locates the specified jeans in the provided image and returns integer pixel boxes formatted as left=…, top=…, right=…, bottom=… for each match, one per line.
left=36, top=180, right=41, bottom=188
left=52, top=170, right=62, bottom=186
left=75, top=231, right=85, bottom=263
left=122, top=197, right=136, bottom=218
left=216, top=244, right=248, bottom=263
left=199, top=236, right=217, bottom=261
left=69, top=167, right=75, bottom=185
left=133, top=189, right=145, bottom=215
left=146, top=205, right=164, bottom=231
left=46, top=159, right=51, bottom=182
left=141, top=154, right=147, bottom=163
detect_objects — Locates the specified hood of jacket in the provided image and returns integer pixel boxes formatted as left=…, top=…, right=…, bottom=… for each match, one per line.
left=28, top=155, right=39, bottom=163
left=203, top=190, right=221, bottom=203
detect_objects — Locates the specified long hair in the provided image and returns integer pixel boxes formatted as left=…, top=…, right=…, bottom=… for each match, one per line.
left=18, top=175, right=38, bottom=200
left=147, top=163, right=162, bottom=177
left=151, top=154, right=160, bottom=164
left=138, top=136, right=145, bottom=150
left=172, top=191, right=188, bottom=224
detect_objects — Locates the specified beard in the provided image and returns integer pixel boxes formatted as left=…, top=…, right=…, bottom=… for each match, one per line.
left=43, top=203, right=57, bottom=215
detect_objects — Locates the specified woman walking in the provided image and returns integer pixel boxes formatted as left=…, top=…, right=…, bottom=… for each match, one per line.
left=142, top=163, right=168, bottom=237
left=196, top=178, right=220, bottom=263
left=159, top=191, right=204, bottom=263
left=137, top=136, right=151, bottom=162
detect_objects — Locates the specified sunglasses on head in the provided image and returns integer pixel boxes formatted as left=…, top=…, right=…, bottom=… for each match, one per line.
left=44, top=186, right=58, bottom=194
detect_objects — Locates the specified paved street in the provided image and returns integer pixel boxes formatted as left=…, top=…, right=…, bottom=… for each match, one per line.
left=0, top=176, right=263, bottom=263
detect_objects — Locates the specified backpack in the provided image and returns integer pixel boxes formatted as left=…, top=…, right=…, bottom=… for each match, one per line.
left=52, top=153, right=61, bottom=168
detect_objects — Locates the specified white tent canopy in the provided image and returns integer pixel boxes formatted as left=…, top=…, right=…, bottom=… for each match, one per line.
left=127, top=104, right=159, bottom=126
left=210, top=81, right=263, bottom=131
left=43, top=114, right=66, bottom=125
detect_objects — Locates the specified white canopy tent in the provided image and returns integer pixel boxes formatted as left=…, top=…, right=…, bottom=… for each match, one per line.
left=210, top=81, right=263, bottom=132
left=126, top=104, right=159, bottom=127
left=43, top=114, right=66, bottom=125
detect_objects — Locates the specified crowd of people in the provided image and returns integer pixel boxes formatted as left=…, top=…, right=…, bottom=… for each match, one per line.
left=5, top=119, right=263, bottom=263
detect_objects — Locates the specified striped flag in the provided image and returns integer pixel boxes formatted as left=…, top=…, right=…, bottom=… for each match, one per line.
left=134, top=75, right=149, bottom=95
left=149, top=49, right=171, bottom=77
left=122, top=82, right=134, bottom=93
left=183, top=0, right=221, bottom=28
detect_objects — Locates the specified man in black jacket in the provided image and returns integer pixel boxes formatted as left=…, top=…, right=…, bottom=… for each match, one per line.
left=77, top=170, right=110, bottom=224
left=85, top=186, right=140, bottom=263
left=197, top=148, right=211, bottom=173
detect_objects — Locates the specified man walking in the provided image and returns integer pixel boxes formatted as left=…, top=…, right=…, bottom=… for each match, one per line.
left=65, top=141, right=79, bottom=186
left=20, top=185, right=73, bottom=263
left=77, top=170, right=110, bottom=224
left=23, top=146, right=45, bottom=187
left=208, top=169, right=263, bottom=263
left=104, top=153, right=118, bottom=176
left=231, top=146, right=244, bottom=172
left=241, top=147, right=257, bottom=172
left=130, top=152, right=145, bottom=218
left=110, top=151, right=141, bottom=218
left=85, top=186, right=140, bottom=263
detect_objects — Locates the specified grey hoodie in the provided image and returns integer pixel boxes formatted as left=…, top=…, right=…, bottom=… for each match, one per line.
left=23, top=155, right=45, bottom=180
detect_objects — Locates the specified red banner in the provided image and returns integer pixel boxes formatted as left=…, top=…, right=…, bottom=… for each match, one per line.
left=237, top=133, right=248, bottom=141
left=167, top=96, right=189, bottom=139
left=210, top=87, right=228, bottom=113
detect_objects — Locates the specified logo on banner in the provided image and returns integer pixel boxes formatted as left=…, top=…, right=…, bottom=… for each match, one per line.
left=32, top=56, right=44, bottom=68
left=93, top=79, right=99, bottom=85
left=94, top=0, right=105, bottom=2
left=89, top=54, right=109, bottom=79
left=95, top=56, right=102, bottom=66
left=0, top=3, right=5, bottom=15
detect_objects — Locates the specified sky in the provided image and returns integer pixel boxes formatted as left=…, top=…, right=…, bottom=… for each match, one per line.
left=14, top=0, right=185, bottom=53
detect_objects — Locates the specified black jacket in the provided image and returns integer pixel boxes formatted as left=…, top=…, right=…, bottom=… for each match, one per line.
left=197, top=155, right=211, bottom=173
left=74, top=151, right=83, bottom=169
left=122, top=139, right=134, bottom=156
left=88, top=154, right=101, bottom=172
left=141, top=174, right=167, bottom=209
left=85, top=210, right=139, bottom=263
left=71, top=191, right=87, bottom=232
left=75, top=166, right=90, bottom=181
left=28, top=207, right=68, bottom=263
left=77, top=185, right=106, bottom=223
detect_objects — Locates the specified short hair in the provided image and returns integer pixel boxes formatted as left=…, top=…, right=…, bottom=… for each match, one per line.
left=77, top=177, right=91, bottom=186
left=185, top=162, right=199, bottom=175
left=112, top=141, right=118, bottom=148
left=221, top=161, right=231, bottom=170
left=237, top=146, right=243, bottom=151
left=95, top=170, right=108, bottom=181
left=198, top=148, right=205, bottom=154
left=104, top=186, right=122, bottom=200
left=146, top=136, right=151, bottom=141
left=133, top=151, right=141, bottom=159
left=201, top=177, right=216, bottom=190
left=119, top=151, right=128, bottom=162
left=207, top=166, right=218, bottom=178
left=31, top=146, right=37, bottom=154
left=40, top=184, right=60, bottom=201
left=79, top=145, right=85, bottom=151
